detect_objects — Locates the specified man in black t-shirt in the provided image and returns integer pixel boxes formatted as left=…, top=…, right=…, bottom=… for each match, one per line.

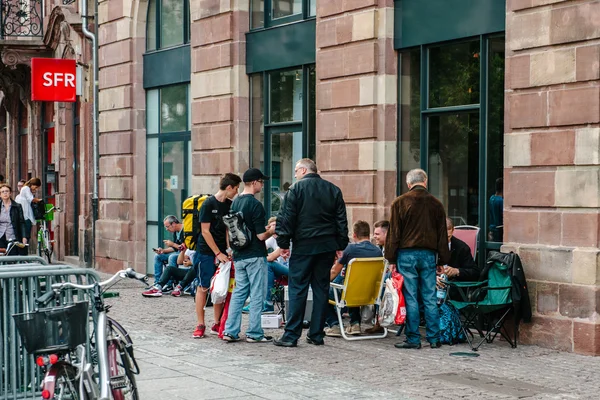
left=192, top=173, right=241, bottom=338
left=222, top=168, right=276, bottom=343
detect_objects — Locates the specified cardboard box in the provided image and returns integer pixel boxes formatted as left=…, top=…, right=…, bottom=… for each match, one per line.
left=284, top=285, right=313, bottom=323
left=261, top=314, right=283, bottom=329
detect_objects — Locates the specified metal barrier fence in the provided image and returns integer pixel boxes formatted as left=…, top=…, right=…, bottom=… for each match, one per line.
left=0, top=256, right=48, bottom=266
left=0, top=264, right=99, bottom=399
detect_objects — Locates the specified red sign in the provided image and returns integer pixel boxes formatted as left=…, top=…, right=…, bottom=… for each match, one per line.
left=31, top=58, right=76, bottom=102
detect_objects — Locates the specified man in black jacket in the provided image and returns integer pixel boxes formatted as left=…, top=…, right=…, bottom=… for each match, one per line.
left=0, top=184, right=27, bottom=255
left=273, top=158, right=349, bottom=347
left=443, top=218, right=480, bottom=281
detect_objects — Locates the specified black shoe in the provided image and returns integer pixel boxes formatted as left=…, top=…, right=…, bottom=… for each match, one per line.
left=306, top=337, right=324, bottom=346
left=395, top=342, right=422, bottom=349
left=430, top=341, right=442, bottom=349
left=273, top=337, right=297, bottom=348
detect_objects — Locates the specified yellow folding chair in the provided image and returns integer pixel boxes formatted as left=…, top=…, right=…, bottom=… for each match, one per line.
left=329, top=257, right=388, bottom=341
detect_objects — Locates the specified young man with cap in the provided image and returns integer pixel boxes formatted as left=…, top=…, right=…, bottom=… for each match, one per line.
left=223, top=168, right=275, bottom=343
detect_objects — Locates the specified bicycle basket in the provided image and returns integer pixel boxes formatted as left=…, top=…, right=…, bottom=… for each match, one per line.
left=12, top=302, right=89, bottom=354
left=31, top=201, right=46, bottom=221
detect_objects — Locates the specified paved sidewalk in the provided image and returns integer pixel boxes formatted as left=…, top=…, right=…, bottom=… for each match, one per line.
left=106, top=277, right=597, bottom=399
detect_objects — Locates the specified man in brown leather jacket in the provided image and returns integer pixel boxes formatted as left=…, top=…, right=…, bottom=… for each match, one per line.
left=385, top=169, right=449, bottom=349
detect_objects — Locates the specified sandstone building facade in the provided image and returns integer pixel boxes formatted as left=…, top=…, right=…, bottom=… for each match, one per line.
left=1, top=0, right=599, bottom=355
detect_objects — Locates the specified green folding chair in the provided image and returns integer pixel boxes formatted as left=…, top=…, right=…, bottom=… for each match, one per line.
left=447, top=259, right=517, bottom=351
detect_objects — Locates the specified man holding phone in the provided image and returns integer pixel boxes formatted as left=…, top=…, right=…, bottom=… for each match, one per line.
left=150, top=215, right=184, bottom=290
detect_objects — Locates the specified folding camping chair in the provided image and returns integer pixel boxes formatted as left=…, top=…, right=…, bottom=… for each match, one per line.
left=453, top=225, right=480, bottom=260
left=447, top=256, right=517, bottom=351
left=330, top=257, right=388, bottom=341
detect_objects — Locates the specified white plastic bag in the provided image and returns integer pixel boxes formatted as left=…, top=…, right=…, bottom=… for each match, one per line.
left=360, top=305, right=375, bottom=324
left=210, top=261, right=232, bottom=304
left=378, top=278, right=399, bottom=327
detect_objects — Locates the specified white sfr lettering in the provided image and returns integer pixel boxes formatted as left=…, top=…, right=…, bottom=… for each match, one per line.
left=42, top=72, right=76, bottom=87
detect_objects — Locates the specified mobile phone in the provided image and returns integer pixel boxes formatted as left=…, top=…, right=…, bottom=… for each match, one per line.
left=152, top=248, right=159, bottom=252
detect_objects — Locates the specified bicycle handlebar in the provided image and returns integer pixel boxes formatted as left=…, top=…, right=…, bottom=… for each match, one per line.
left=35, top=268, right=148, bottom=306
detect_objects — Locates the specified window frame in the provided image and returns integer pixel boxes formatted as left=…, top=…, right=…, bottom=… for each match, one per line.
left=397, top=34, right=506, bottom=266
left=249, top=64, right=316, bottom=216
left=250, top=0, right=316, bottom=30
left=146, top=0, right=191, bottom=52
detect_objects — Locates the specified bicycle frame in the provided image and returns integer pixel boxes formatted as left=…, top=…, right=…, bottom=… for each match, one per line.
left=38, top=269, right=145, bottom=400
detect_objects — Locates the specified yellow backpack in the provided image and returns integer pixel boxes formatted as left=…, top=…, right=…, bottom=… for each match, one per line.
left=181, top=194, right=210, bottom=250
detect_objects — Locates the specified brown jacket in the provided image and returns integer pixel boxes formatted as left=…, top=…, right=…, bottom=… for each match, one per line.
left=384, top=185, right=450, bottom=265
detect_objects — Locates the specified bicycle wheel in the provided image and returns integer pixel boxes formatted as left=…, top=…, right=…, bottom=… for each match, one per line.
left=52, top=364, right=81, bottom=400
left=108, top=339, right=139, bottom=400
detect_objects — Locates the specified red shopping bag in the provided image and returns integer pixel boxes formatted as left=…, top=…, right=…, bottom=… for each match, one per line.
left=392, top=271, right=407, bottom=326
left=217, top=262, right=236, bottom=339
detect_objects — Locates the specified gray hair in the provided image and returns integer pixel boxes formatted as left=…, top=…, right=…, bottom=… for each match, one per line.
left=296, top=158, right=317, bottom=173
left=406, top=169, right=427, bottom=186
left=163, top=215, right=180, bottom=225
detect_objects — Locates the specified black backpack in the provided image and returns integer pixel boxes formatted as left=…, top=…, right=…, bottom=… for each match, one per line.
left=31, top=201, right=46, bottom=221
left=222, top=211, right=253, bottom=251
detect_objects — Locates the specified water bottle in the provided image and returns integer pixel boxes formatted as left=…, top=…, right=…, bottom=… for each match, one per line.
left=436, top=274, right=447, bottom=305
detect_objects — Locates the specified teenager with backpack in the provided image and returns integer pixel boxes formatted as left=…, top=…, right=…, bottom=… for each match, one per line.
left=222, top=168, right=275, bottom=343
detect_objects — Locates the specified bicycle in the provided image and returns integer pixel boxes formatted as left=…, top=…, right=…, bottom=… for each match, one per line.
left=37, top=205, right=61, bottom=263
left=0, top=239, right=28, bottom=256
left=12, top=268, right=148, bottom=400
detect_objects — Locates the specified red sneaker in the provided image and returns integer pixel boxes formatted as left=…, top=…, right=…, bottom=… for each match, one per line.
left=192, top=324, right=206, bottom=338
left=210, top=323, right=220, bottom=335
left=171, top=285, right=183, bottom=297
left=142, top=286, right=163, bottom=297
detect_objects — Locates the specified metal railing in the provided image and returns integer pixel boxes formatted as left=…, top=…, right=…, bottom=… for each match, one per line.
left=0, top=256, right=48, bottom=266
left=0, top=264, right=99, bottom=399
left=0, top=0, right=43, bottom=39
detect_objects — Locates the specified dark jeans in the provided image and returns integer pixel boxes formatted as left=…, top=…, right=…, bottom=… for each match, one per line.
left=266, top=261, right=288, bottom=304
left=281, top=251, right=336, bottom=343
left=20, top=220, right=32, bottom=255
left=326, top=274, right=360, bottom=327
left=157, top=265, right=195, bottom=288
left=0, top=234, right=18, bottom=256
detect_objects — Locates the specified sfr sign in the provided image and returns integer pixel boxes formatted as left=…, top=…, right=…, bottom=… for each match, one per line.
left=31, top=58, right=76, bottom=102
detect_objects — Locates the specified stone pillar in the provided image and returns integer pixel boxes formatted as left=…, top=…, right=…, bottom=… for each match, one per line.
left=505, top=0, right=600, bottom=355
left=190, top=0, right=249, bottom=191
left=96, top=0, right=147, bottom=272
left=315, top=0, right=397, bottom=228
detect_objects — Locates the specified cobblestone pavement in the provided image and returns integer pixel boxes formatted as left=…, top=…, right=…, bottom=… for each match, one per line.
left=105, top=277, right=598, bottom=400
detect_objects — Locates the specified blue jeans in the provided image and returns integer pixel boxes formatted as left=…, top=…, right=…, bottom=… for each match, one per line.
left=224, top=257, right=268, bottom=340
left=397, top=249, right=439, bottom=344
left=266, top=261, right=289, bottom=304
left=153, top=252, right=179, bottom=283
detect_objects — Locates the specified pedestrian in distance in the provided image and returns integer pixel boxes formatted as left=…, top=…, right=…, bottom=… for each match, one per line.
left=385, top=168, right=449, bottom=349
left=0, top=184, right=28, bottom=256
left=222, top=168, right=276, bottom=343
left=273, top=158, right=349, bottom=348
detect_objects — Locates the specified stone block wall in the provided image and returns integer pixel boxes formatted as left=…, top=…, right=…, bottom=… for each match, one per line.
left=190, top=0, right=249, bottom=193
left=97, top=0, right=147, bottom=273
left=315, top=0, right=397, bottom=229
left=505, top=0, right=600, bottom=355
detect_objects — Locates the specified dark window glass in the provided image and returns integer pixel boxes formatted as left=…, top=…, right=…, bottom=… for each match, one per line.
left=269, top=69, right=303, bottom=123
left=486, top=37, right=505, bottom=242
left=160, top=85, right=187, bottom=133
left=272, top=0, right=302, bottom=20
left=251, top=0, right=265, bottom=28
left=427, top=113, right=480, bottom=227
left=250, top=74, right=265, bottom=204
left=307, top=65, right=316, bottom=160
left=429, top=41, right=480, bottom=108
left=399, top=48, right=421, bottom=193
left=271, top=130, right=302, bottom=215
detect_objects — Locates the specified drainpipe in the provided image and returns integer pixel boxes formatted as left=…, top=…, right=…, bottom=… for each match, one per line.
left=82, top=0, right=99, bottom=268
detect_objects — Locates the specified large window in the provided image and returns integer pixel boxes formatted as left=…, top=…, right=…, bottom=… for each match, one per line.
left=250, top=65, right=316, bottom=216
left=147, top=0, right=190, bottom=51
left=251, top=0, right=316, bottom=29
left=399, top=36, right=505, bottom=254
left=146, top=84, right=191, bottom=274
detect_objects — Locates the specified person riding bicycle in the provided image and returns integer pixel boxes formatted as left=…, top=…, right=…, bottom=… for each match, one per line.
left=0, top=184, right=28, bottom=256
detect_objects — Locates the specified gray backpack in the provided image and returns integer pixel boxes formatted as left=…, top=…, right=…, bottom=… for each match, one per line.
left=222, top=211, right=253, bottom=251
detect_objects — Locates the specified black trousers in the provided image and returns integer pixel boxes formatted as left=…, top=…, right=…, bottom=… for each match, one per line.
left=282, top=251, right=336, bottom=343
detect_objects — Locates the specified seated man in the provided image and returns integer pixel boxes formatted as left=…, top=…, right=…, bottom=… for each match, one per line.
left=441, top=218, right=480, bottom=282
left=325, top=220, right=382, bottom=337
left=151, top=215, right=184, bottom=289
left=142, top=246, right=196, bottom=297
